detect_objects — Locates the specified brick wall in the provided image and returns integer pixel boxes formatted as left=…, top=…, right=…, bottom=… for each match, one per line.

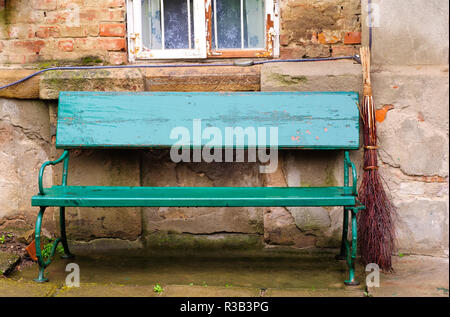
left=0, top=0, right=127, bottom=65
left=279, top=0, right=361, bottom=59
left=0, top=0, right=361, bottom=66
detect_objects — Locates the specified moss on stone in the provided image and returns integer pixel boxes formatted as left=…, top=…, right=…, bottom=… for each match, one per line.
left=145, top=231, right=263, bottom=251
left=315, top=230, right=341, bottom=248
left=0, top=4, right=11, bottom=26
left=36, top=56, right=104, bottom=69
left=324, top=164, right=337, bottom=186
left=268, top=73, right=308, bottom=86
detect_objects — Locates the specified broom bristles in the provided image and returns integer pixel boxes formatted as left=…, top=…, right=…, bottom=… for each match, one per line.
left=358, top=46, right=396, bottom=272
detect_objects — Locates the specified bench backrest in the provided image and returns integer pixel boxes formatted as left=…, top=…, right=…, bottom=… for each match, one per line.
left=56, top=91, right=359, bottom=150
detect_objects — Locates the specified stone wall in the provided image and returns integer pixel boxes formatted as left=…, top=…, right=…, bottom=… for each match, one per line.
left=362, top=0, right=449, bottom=255
left=279, top=0, right=361, bottom=59
left=0, top=0, right=127, bottom=65
left=0, top=0, right=448, bottom=256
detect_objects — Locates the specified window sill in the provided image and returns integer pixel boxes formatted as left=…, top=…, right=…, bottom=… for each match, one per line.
left=0, top=65, right=261, bottom=100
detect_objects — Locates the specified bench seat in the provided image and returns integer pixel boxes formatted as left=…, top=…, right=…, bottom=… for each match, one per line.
left=32, top=186, right=356, bottom=208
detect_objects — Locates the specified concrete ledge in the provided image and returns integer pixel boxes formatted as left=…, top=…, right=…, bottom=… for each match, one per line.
left=0, top=69, right=40, bottom=99
left=69, top=237, right=144, bottom=254
left=1, top=65, right=262, bottom=99
left=144, top=232, right=263, bottom=250
left=39, top=68, right=145, bottom=99
left=261, top=60, right=362, bottom=93
left=142, top=65, right=261, bottom=91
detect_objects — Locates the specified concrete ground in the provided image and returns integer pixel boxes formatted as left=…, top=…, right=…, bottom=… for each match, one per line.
left=0, top=248, right=448, bottom=297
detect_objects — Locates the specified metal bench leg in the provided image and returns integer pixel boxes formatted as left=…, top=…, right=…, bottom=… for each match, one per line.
left=34, top=207, right=48, bottom=283
left=336, top=207, right=349, bottom=260
left=34, top=206, right=63, bottom=283
left=344, top=208, right=359, bottom=286
left=59, top=207, right=74, bottom=259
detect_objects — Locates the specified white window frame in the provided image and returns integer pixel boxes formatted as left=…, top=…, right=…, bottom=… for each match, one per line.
left=127, top=0, right=279, bottom=61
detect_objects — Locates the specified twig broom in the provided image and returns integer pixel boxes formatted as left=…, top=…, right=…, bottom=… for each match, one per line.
left=358, top=46, right=395, bottom=272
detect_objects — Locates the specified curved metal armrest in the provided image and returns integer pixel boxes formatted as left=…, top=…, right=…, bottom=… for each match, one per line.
left=38, top=150, right=69, bottom=195
left=344, top=152, right=357, bottom=195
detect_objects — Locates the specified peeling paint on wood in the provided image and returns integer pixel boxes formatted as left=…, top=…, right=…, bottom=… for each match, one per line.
left=56, top=91, right=359, bottom=149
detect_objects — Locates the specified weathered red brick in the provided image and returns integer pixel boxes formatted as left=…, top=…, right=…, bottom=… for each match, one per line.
left=106, top=0, right=125, bottom=7
left=99, top=38, right=126, bottom=51
left=317, top=32, right=340, bottom=44
left=100, top=23, right=126, bottom=37
left=58, top=39, right=74, bottom=52
left=101, top=9, right=125, bottom=22
left=108, top=51, right=127, bottom=65
left=84, top=0, right=124, bottom=7
left=35, top=26, right=59, bottom=38
left=8, top=24, right=32, bottom=39
left=14, top=40, right=46, bottom=54
left=112, top=0, right=125, bottom=7
left=279, top=34, right=290, bottom=46
left=86, top=25, right=100, bottom=37
left=280, top=45, right=330, bottom=59
left=80, top=9, right=98, bottom=22
left=8, top=54, right=40, bottom=64
left=44, top=10, right=71, bottom=24
left=58, top=26, right=85, bottom=38
left=57, top=0, right=84, bottom=9
left=280, top=47, right=306, bottom=59
left=331, top=45, right=358, bottom=57
left=344, top=31, right=361, bottom=44
left=33, top=0, right=57, bottom=10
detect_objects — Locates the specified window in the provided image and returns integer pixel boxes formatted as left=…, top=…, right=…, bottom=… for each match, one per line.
left=127, top=0, right=279, bottom=61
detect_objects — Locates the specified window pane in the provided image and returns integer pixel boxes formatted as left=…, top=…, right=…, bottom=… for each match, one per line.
left=213, top=0, right=242, bottom=49
left=164, top=0, right=189, bottom=49
left=212, top=0, right=265, bottom=50
left=142, top=0, right=162, bottom=49
left=141, top=0, right=194, bottom=50
left=243, top=0, right=265, bottom=49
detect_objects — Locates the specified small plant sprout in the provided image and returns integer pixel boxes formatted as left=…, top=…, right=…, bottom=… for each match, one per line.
left=41, top=241, right=65, bottom=258
left=153, top=283, right=163, bottom=294
left=0, top=235, right=5, bottom=244
left=225, top=283, right=232, bottom=288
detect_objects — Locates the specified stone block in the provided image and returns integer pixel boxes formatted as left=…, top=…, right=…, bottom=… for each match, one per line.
left=290, top=207, right=331, bottom=232
left=373, top=66, right=449, bottom=177
left=378, top=116, right=448, bottom=177
left=0, top=98, right=51, bottom=230
left=142, top=65, right=260, bottom=92
left=144, top=232, right=263, bottom=250
left=0, top=69, right=40, bottom=99
left=395, top=199, right=449, bottom=253
left=372, top=65, right=449, bottom=134
left=39, top=68, right=145, bottom=99
left=263, top=207, right=316, bottom=247
left=362, top=0, right=449, bottom=65
left=0, top=251, right=20, bottom=275
left=261, top=60, right=362, bottom=93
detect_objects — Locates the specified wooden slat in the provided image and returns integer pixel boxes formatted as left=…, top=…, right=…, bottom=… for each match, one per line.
left=32, top=186, right=356, bottom=207
left=56, top=91, right=359, bottom=149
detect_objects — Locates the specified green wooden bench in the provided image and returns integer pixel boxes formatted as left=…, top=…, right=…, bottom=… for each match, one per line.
left=31, top=91, right=364, bottom=284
